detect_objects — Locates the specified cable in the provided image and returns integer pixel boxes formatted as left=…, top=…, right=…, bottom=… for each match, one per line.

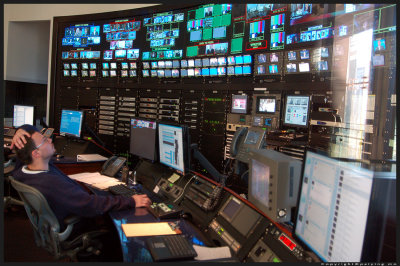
left=173, top=175, right=196, bottom=203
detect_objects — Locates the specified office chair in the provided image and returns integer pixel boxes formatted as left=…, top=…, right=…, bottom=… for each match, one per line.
left=9, top=176, right=107, bottom=261
left=3, top=151, right=24, bottom=208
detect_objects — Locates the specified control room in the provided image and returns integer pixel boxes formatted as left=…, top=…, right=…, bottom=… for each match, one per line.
left=3, top=2, right=396, bottom=263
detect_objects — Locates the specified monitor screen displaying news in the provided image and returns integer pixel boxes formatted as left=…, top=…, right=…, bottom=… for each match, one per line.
left=13, top=105, right=34, bottom=127
left=59, top=109, right=84, bottom=138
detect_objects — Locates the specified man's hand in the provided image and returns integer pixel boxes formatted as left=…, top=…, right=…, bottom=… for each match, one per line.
left=132, top=194, right=152, bottom=208
left=11, top=129, right=30, bottom=150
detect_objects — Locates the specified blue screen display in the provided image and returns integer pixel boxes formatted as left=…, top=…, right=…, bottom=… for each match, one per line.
left=60, top=110, right=84, bottom=138
left=210, top=67, right=218, bottom=76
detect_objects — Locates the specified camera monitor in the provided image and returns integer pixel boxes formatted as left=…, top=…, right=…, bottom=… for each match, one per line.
left=283, top=95, right=310, bottom=127
left=256, top=96, right=276, bottom=113
left=59, top=109, right=84, bottom=138
left=231, top=94, right=247, bottom=114
left=13, top=105, right=34, bottom=127
left=130, top=118, right=157, bottom=161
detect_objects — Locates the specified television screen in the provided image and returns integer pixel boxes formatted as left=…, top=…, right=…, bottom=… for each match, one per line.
left=181, top=60, right=188, bottom=68
left=129, top=70, right=137, bottom=77
left=217, top=67, right=226, bottom=76
left=180, top=69, right=188, bottom=77
left=231, top=94, right=247, bottom=114
left=143, top=62, right=150, bottom=69
left=269, top=64, right=279, bottom=74
left=270, top=53, right=279, bottom=63
left=71, top=63, right=78, bottom=69
left=172, top=60, right=180, bottom=68
left=256, top=96, right=276, bottom=113
left=172, top=69, right=180, bottom=77
left=210, top=58, right=218, bottom=66
left=130, top=118, right=157, bottom=161
left=194, top=68, right=201, bottom=77
left=373, top=38, right=386, bottom=51
left=288, top=51, right=297, bottom=60
left=158, top=61, right=165, bottom=68
left=218, top=57, right=227, bottom=66
left=71, top=70, right=78, bottom=77
left=227, top=66, right=235, bottom=75
left=202, top=58, right=210, bottom=67
left=210, top=67, right=218, bottom=76
left=89, top=70, right=96, bottom=77
left=227, top=56, right=235, bottom=65
left=121, top=70, right=128, bottom=77
left=190, top=30, right=202, bottom=42
left=110, top=62, right=117, bottom=69
left=151, top=70, right=158, bottom=77
left=188, top=59, right=195, bottom=67
left=64, top=63, right=70, bottom=69
left=242, top=65, right=251, bottom=75
left=213, top=26, right=227, bottom=39
left=372, top=54, right=385, bottom=67
left=235, top=55, right=244, bottom=64
left=286, top=63, right=297, bottom=73
left=299, top=62, right=310, bottom=72
left=257, top=65, right=266, bottom=75
left=63, top=70, right=70, bottom=76
left=81, top=70, right=88, bottom=77
left=300, top=49, right=310, bottom=59
left=243, top=55, right=252, bottom=64
left=151, top=61, right=158, bottom=69
left=142, top=70, right=150, bottom=77
left=187, top=68, right=195, bottom=77
left=165, top=69, right=172, bottom=77
left=235, top=66, right=243, bottom=75
left=257, top=54, right=267, bottom=63
left=110, top=70, right=117, bottom=77
left=202, top=68, right=210, bottom=76
left=316, top=61, right=328, bottom=71
left=102, top=70, right=109, bottom=77
left=195, top=59, right=202, bottom=67
left=115, top=49, right=126, bottom=58
left=157, top=70, right=165, bottom=77
left=165, top=61, right=173, bottom=68
left=103, top=50, right=113, bottom=59
left=82, top=63, right=89, bottom=69
left=321, top=47, right=329, bottom=57
left=121, top=62, right=128, bottom=69
left=130, top=62, right=137, bottom=69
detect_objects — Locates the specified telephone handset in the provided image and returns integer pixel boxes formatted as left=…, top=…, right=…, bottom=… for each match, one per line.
left=230, top=127, right=248, bottom=157
left=101, top=156, right=127, bottom=177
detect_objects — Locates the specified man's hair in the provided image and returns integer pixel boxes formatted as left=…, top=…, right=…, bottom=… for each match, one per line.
left=15, top=128, right=39, bottom=165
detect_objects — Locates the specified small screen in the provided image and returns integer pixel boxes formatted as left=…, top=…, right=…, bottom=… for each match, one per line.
left=158, top=61, right=165, bottom=68
left=151, top=61, right=158, bottom=69
left=165, top=61, right=173, bottom=68
left=227, top=56, right=235, bottom=65
left=258, top=54, right=267, bottom=63
left=235, top=66, right=243, bottom=75
left=235, top=55, right=244, bottom=64
left=257, top=65, right=266, bottom=75
left=217, top=67, right=226, bottom=76
left=181, top=60, right=188, bottom=68
left=188, top=59, right=195, bottom=67
left=270, top=53, right=279, bottom=63
left=81, top=70, right=88, bottom=77
left=13, top=105, right=34, bottom=127
left=202, top=68, right=210, bottom=76
left=60, top=109, right=84, bottom=138
left=284, top=95, right=310, bottom=127
left=63, top=63, right=70, bottom=69
left=89, top=70, right=96, bottom=77
left=110, top=70, right=117, bottom=77
left=227, top=66, right=235, bottom=75
left=102, top=62, right=109, bottom=69
left=71, top=70, right=78, bottom=76
left=218, top=57, right=227, bottom=65
left=121, top=62, right=129, bottom=69
left=142, top=70, right=150, bottom=77
left=129, top=70, right=137, bottom=77
left=102, top=70, right=109, bottom=77
left=286, top=63, right=297, bottom=73
left=373, top=38, right=386, bottom=51
left=63, top=70, right=70, bottom=76
left=130, top=62, right=137, bottom=69
left=300, top=49, right=310, bottom=59
left=158, top=123, right=186, bottom=174
left=187, top=68, right=195, bottom=77
left=143, top=62, right=150, bottom=69
left=130, top=118, right=157, bottom=161
left=151, top=70, right=158, bottom=77
left=321, top=47, right=329, bottom=57
left=195, top=59, right=202, bottom=67
left=180, top=69, right=188, bottom=77
left=82, top=63, right=89, bottom=69
left=202, top=58, right=210, bottom=67
left=269, top=64, right=279, bottom=74
left=299, top=62, right=310, bottom=72
left=172, top=69, right=180, bottom=77
left=231, top=94, right=247, bottom=114
left=243, top=55, right=252, bottom=64
left=256, top=96, right=276, bottom=113
left=71, top=63, right=78, bottom=69
left=110, top=62, right=117, bottom=69
left=210, top=58, right=218, bottom=66
left=194, top=68, right=201, bottom=77
left=157, top=69, right=165, bottom=77
left=172, top=60, right=180, bottom=68
left=288, top=51, right=297, bottom=60
left=120, top=70, right=128, bottom=77
left=242, top=65, right=251, bottom=75
left=210, top=67, right=218, bottom=76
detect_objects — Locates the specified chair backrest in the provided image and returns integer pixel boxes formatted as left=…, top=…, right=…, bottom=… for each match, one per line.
left=9, top=176, right=62, bottom=255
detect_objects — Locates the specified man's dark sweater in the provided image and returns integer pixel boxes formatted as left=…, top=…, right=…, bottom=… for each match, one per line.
left=13, top=163, right=135, bottom=230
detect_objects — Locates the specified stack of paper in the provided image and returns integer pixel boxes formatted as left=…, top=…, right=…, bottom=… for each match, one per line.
left=77, top=154, right=108, bottom=162
left=69, top=172, right=123, bottom=189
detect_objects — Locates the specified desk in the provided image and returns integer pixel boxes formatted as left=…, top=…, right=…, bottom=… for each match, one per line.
left=53, top=157, right=103, bottom=175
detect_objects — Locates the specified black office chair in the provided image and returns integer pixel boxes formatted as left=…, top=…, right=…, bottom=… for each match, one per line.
left=3, top=149, right=24, bottom=208
left=9, top=176, right=107, bottom=261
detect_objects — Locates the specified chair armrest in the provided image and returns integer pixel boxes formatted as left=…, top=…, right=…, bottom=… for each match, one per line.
left=64, top=215, right=81, bottom=225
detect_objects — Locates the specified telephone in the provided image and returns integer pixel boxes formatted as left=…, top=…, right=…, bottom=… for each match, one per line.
left=101, top=156, right=127, bottom=177
left=230, top=127, right=248, bottom=157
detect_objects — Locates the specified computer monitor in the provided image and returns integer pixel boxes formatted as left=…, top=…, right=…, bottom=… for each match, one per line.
left=231, top=94, right=247, bottom=114
left=130, top=118, right=157, bottom=161
left=158, top=122, right=189, bottom=175
left=59, top=109, right=84, bottom=138
left=13, top=105, right=34, bottom=127
left=283, top=95, right=310, bottom=127
left=248, top=149, right=301, bottom=222
left=256, top=96, right=276, bottom=113
left=294, top=150, right=374, bottom=262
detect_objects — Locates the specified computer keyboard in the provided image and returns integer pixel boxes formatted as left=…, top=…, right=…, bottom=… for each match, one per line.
left=146, top=234, right=197, bottom=261
left=108, top=184, right=139, bottom=197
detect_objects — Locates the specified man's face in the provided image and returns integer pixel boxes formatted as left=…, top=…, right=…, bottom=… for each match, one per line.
left=31, top=132, right=55, bottom=159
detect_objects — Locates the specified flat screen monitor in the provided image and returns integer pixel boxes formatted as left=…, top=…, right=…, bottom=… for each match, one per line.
left=202, top=58, right=210, bottom=67
left=195, top=59, right=202, bottom=67
left=71, top=63, right=78, bottom=69
left=90, top=63, right=97, bottom=69
left=242, top=65, right=251, bottom=75
left=299, top=62, right=310, bottom=72
left=294, top=150, right=374, bottom=262
left=227, top=56, right=235, bottom=65
left=130, top=118, right=157, bottom=161
left=143, top=62, right=150, bottom=69
left=288, top=51, right=297, bottom=60
left=283, top=95, right=310, bottom=127
left=256, top=96, right=276, bottom=113
left=82, top=63, right=89, bottom=69
left=181, top=60, right=188, bottom=68
left=188, top=59, right=195, bottom=67
left=130, top=62, right=137, bottom=69
left=231, top=94, right=247, bottom=114
left=102, top=62, right=109, bottom=69
left=270, top=53, right=279, bottom=63
left=187, top=68, right=195, bottom=77
left=172, top=60, right=180, bottom=68
left=158, top=123, right=189, bottom=175
left=110, top=70, right=117, bottom=77
left=110, top=62, right=117, bottom=69
left=63, top=70, right=70, bottom=76
left=227, top=66, right=235, bottom=75
left=121, top=62, right=128, bottom=69
left=234, top=66, right=243, bottom=75
left=165, top=61, right=173, bottom=68
left=194, top=68, right=201, bottom=77
left=129, top=70, right=137, bottom=77
left=13, top=105, right=34, bottom=127
left=257, top=54, right=267, bottom=63
left=202, top=68, right=210, bottom=76
left=269, top=64, right=279, bottom=74
left=172, top=69, right=180, bottom=77
left=158, top=61, right=165, bottom=68
left=142, top=70, right=150, bottom=77
left=300, top=49, right=310, bottom=59
left=209, top=67, right=218, bottom=76
left=59, top=109, right=84, bottom=138
left=180, top=69, right=188, bottom=77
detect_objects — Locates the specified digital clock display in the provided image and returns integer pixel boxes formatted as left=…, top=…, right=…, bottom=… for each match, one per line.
left=279, top=234, right=296, bottom=251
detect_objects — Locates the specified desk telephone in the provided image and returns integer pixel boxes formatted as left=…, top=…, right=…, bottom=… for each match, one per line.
left=101, top=156, right=126, bottom=177
left=230, top=127, right=266, bottom=163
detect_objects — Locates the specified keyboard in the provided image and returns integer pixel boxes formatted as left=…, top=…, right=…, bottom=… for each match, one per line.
left=108, top=184, right=139, bottom=197
left=146, top=234, right=197, bottom=261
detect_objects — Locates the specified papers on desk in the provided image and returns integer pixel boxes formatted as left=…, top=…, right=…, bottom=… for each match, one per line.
left=68, top=172, right=123, bottom=189
left=121, top=222, right=179, bottom=237
left=193, top=245, right=232, bottom=261
left=77, top=154, right=108, bottom=162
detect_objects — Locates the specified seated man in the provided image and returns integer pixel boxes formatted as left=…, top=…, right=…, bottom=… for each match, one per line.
left=11, top=124, right=151, bottom=232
